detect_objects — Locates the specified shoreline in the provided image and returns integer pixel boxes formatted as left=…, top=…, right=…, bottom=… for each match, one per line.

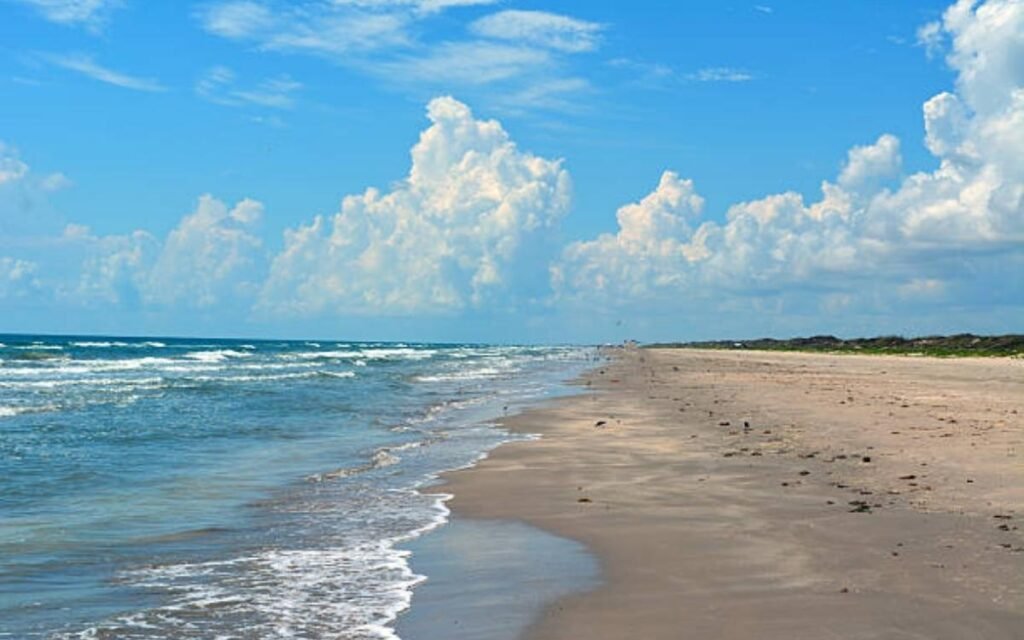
left=395, top=371, right=603, bottom=640
left=420, top=347, right=1024, bottom=639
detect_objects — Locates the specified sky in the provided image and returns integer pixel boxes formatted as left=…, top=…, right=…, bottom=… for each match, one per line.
left=0, top=0, right=1021, bottom=343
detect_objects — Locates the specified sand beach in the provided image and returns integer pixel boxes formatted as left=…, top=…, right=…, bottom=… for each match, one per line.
left=429, top=347, right=1024, bottom=639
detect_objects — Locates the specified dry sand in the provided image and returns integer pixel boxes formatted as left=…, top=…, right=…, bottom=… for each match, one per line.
left=435, top=347, right=1024, bottom=639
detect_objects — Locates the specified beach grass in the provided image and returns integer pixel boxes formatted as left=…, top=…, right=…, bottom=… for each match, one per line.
left=647, top=333, right=1024, bottom=358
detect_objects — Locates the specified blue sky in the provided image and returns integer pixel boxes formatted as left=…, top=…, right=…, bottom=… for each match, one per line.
left=1, top=0, right=1021, bottom=343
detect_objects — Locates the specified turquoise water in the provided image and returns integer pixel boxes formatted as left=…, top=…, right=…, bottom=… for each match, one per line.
left=0, top=334, right=595, bottom=639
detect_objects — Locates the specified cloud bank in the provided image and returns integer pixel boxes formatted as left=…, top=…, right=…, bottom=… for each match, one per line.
left=1, top=97, right=569, bottom=322
left=1, top=0, right=1021, bottom=339
left=553, top=0, right=1024, bottom=332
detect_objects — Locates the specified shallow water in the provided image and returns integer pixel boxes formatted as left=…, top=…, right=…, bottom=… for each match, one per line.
left=0, top=334, right=596, bottom=639
left=396, top=519, right=600, bottom=640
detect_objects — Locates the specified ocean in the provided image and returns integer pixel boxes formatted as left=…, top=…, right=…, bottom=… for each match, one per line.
left=0, top=334, right=597, bottom=639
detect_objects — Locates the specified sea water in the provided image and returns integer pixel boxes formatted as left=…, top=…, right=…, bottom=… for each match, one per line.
left=0, top=334, right=596, bottom=639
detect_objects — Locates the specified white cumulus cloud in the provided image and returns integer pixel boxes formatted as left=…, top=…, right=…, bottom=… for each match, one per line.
left=917, top=20, right=945, bottom=58
left=9, top=196, right=265, bottom=310
left=552, top=172, right=707, bottom=301
left=59, top=224, right=158, bottom=307
left=39, top=172, right=73, bottom=191
left=145, top=196, right=265, bottom=308
left=837, top=133, right=902, bottom=194
left=0, top=143, right=73, bottom=237
left=0, top=143, right=30, bottom=185
left=0, top=256, right=40, bottom=299
left=260, top=96, right=570, bottom=316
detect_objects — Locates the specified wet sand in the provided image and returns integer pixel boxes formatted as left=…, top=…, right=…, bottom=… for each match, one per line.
left=433, top=347, right=1024, bottom=639
left=396, top=518, right=598, bottom=640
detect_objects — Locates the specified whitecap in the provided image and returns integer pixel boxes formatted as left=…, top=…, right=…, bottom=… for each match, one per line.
left=180, top=370, right=354, bottom=384
left=290, top=350, right=361, bottom=360
left=0, top=357, right=182, bottom=377
left=371, top=449, right=400, bottom=469
left=318, top=370, right=356, bottom=379
left=0, top=403, right=59, bottom=417
left=74, top=340, right=168, bottom=348
left=184, top=349, right=253, bottom=363
left=0, top=376, right=166, bottom=390
left=414, top=366, right=506, bottom=383
left=309, top=442, right=407, bottom=483
left=360, top=348, right=436, bottom=361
